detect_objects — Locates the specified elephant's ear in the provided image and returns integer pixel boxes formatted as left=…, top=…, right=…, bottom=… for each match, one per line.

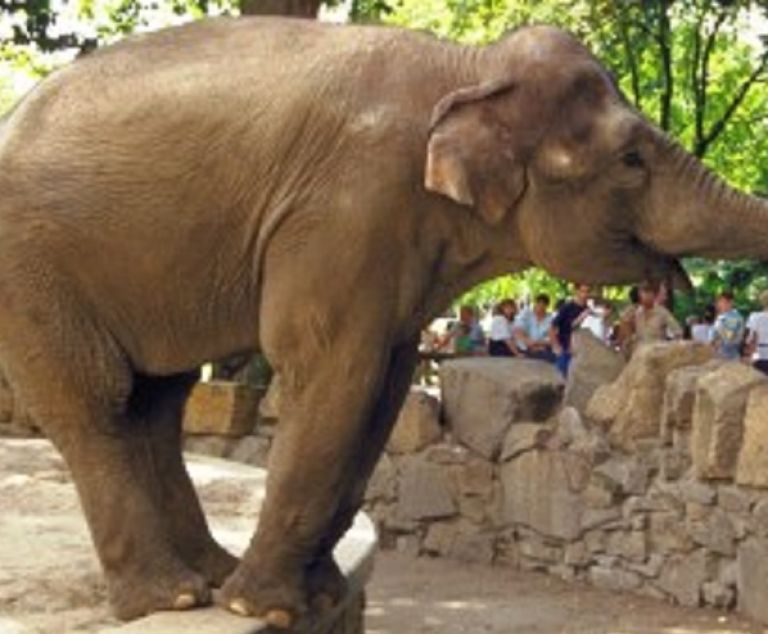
left=425, top=79, right=526, bottom=225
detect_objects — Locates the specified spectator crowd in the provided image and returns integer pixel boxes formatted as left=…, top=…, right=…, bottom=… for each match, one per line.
left=425, top=282, right=768, bottom=378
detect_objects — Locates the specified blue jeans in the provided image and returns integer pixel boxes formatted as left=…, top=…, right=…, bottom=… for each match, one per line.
left=556, top=351, right=572, bottom=377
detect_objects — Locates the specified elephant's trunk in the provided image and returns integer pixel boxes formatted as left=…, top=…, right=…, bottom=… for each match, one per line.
left=637, top=137, right=768, bottom=261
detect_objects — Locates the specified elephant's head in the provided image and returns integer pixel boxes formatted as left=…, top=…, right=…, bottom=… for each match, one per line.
left=425, top=25, right=768, bottom=287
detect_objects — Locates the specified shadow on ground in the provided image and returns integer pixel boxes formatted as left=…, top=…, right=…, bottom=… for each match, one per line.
left=366, top=552, right=763, bottom=634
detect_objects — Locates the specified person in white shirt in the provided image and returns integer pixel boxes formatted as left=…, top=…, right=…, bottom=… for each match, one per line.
left=691, top=304, right=716, bottom=344
left=746, top=291, right=768, bottom=375
left=488, top=299, right=520, bottom=357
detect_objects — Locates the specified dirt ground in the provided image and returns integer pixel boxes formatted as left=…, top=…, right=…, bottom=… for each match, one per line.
left=366, top=551, right=765, bottom=634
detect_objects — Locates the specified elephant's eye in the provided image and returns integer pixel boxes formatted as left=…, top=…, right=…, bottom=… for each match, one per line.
left=622, top=150, right=645, bottom=168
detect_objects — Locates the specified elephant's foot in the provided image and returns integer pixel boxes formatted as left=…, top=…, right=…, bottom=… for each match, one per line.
left=219, top=561, right=306, bottom=629
left=306, top=555, right=347, bottom=613
left=107, top=560, right=211, bottom=621
left=182, top=540, right=239, bottom=587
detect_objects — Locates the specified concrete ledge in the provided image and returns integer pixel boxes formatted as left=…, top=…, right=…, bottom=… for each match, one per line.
left=0, top=440, right=375, bottom=634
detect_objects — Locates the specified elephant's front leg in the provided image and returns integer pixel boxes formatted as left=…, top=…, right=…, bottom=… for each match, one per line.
left=306, top=339, right=420, bottom=611
left=220, top=337, right=386, bottom=628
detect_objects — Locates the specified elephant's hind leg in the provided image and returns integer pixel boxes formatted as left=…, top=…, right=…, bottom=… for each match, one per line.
left=128, top=372, right=239, bottom=586
left=0, top=299, right=209, bottom=620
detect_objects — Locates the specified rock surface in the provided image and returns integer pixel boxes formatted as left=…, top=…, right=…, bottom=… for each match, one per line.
left=738, top=537, right=768, bottom=623
left=501, top=449, right=587, bottom=540
left=396, top=457, right=457, bottom=521
left=736, top=384, right=768, bottom=488
left=587, top=342, right=713, bottom=451
left=691, top=363, right=766, bottom=480
left=661, top=361, right=722, bottom=445
left=564, top=331, right=625, bottom=414
left=387, top=389, right=442, bottom=454
left=183, top=381, right=260, bottom=437
left=440, top=358, right=563, bottom=460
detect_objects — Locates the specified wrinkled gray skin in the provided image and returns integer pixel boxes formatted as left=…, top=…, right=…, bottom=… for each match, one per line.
left=1, top=16, right=766, bottom=626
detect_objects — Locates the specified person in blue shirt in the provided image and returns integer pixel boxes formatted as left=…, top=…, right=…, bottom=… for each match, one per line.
left=712, top=290, right=745, bottom=360
left=551, top=284, right=592, bottom=376
left=437, top=305, right=485, bottom=355
left=514, top=293, right=556, bottom=362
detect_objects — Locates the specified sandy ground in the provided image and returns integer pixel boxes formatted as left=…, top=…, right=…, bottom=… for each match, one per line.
left=366, top=551, right=765, bottom=634
left=0, top=439, right=263, bottom=634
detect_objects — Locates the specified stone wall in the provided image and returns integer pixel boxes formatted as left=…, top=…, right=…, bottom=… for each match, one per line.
left=188, top=340, right=768, bottom=626
left=363, top=340, right=768, bottom=625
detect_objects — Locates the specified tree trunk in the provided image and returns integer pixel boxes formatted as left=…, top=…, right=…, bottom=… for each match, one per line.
left=240, top=0, right=322, bottom=17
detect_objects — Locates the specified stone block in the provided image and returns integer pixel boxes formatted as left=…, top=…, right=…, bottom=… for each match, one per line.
left=584, top=529, right=607, bottom=554
left=518, top=533, right=563, bottom=564
left=701, top=580, right=735, bottom=609
left=425, top=443, right=468, bottom=465
left=606, top=530, right=647, bottom=562
left=661, top=361, right=723, bottom=444
left=593, top=456, right=652, bottom=497
left=554, top=407, right=611, bottom=462
left=691, top=363, right=766, bottom=480
left=718, top=485, right=754, bottom=514
left=657, top=549, right=713, bottom=607
left=458, top=495, right=487, bottom=523
left=564, top=330, right=626, bottom=414
left=451, top=531, right=496, bottom=565
left=629, top=553, right=665, bottom=579
left=582, top=482, right=616, bottom=510
left=688, top=509, right=736, bottom=557
left=736, top=384, right=768, bottom=488
left=457, top=457, right=495, bottom=498
left=183, top=435, right=238, bottom=458
left=386, top=389, right=442, bottom=454
left=549, top=564, right=577, bottom=582
left=440, top=358, right=564, bottom=460
left=657, top=448, right=690, bottom=482
left=501, top=449, right=585, bottom=540
left=580, top=507, right=622, bottom=532
left=738, top=537, right=768, bottom=623
left=586, top=342, right=714, bottom=452
left=365, top=453, right=398, bottom=503
left=500, top=423, right=552, bottom=462
left=649, top=511, right=694, bottom=554
left=589, top=566, right=642, bottom=592
left=184, top=381, right=260, bottom=437
left=258, top=375, right=280, bottom=422
left=677, top=478, right=717, bottom=505
left=395, top=534, right=421, bottom=557
left=423, top=521, right=458, bottom=556
left=564, top=540, right=591, bottom=567
left=396, top=457, right=457, bottom=521
left=228, top=436, right=271, bottom=468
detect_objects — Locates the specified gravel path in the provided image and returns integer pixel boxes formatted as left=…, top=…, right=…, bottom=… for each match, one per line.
left=366, top=551, right=763, bottom=634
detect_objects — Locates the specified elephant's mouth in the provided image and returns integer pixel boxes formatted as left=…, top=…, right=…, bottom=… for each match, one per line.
left=628, top=235, right=693, bottom=292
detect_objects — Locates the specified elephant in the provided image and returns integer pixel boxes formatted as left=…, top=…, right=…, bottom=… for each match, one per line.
left=0, top=15, right=766, bottom=628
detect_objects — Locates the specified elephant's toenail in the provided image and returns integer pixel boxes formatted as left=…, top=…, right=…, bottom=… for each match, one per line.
left=173, top=592, right=196, bottom=609
left=228, top=598, right=250, bottom=616
left=264, top=609, right=293, bottom=629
